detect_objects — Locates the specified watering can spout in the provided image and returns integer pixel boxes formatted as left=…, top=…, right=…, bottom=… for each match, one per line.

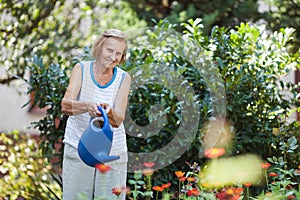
left=96, top=153, right=120, bottom=163
left=77, top=106, right=120, bottom=167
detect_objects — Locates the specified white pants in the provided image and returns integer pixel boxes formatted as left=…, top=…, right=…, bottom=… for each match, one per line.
left=62, top=144, right=127, bottom=200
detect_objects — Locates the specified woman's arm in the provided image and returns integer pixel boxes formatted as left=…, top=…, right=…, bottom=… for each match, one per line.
left=102, top=73, right=131, bottom=127
left=61, top=63, right=100, bottom=116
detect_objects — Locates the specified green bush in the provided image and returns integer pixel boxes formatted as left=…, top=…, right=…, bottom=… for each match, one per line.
left=0, top=130, right=61, bottom=199
left=124, top=19, right=300, bottom=190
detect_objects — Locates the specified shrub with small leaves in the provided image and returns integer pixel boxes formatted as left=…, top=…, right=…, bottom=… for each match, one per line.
left=0, top=130, right=61, bottom=199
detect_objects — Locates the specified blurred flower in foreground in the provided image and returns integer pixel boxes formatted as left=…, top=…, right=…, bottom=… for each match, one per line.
left=202, top=117, right=234, bottom=151
left=199, top=154, right=263, bottom=188
left=204, top=148, right=225, bottom=158
left=95, top=164, right=111, bottom=173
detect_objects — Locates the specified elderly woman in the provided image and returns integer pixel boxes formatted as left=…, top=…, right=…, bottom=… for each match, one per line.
left=61, top=29, right=131, bottom=200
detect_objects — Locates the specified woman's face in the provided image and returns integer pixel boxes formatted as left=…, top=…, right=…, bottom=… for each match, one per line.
left=100, top=37, right=126, bottom=69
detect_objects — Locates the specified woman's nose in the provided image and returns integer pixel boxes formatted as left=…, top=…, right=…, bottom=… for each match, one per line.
left=111, top=52, right=119, bottom=61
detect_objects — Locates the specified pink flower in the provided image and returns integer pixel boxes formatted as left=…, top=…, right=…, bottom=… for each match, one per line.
left=143, top=162, right=155, bottom=168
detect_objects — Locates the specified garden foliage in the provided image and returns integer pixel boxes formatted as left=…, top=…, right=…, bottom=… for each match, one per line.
left=25, top=18, right=299, bottom=197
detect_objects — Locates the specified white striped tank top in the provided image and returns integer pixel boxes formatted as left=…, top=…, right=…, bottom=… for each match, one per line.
left=63, top=61, right=128, bottom=155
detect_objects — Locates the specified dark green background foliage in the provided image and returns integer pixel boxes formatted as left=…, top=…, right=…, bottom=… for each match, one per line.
left=1, top=0, right=299, bottom=85
left=123, top=0, right=300, bottom=50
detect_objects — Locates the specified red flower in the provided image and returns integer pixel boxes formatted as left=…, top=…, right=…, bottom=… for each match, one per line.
left=260, top=163, right=271, bottom=169
left=112, top=187, right=122, bottom=196
left=152, top=186, right=164, bottom=192
left=161, top=182, right=171, bottom=189
left=204, top=148, right=225, bottom=158
left=143, top=162, right=155, bottom=168
left=179, top=176, right=187, bottom=182
left=95, top=164, right=111, bottom=173
left=269, top=172, right=278, bottom=177
left=286, top=185, right=293, bottom=190
left=187, top=188, right=200, bottom=196
left=287, top=195, right=296, bottom=200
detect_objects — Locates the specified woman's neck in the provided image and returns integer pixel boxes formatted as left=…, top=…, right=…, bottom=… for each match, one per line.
left=94, top=60, right=113, bottom=75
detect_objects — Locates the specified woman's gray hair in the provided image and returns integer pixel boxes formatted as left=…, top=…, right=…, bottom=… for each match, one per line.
left=91, top=29, right=127, bottom=64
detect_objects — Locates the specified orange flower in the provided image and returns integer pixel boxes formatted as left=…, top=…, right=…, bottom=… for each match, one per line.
left=187, top=177, right=196, bottom=182
left=243, top=182, right=252, bottom=187
left=161, top=182, right=171, bottom=189
left=143, top=162, right=155, bottom=168
left=261, top=163, right=271, bottom=169
left=112, top=187, right=122, bottom=196
left=269, top=172, right=278, bottom=177
left=187, top=188, right=200, bottom=196
left=152, top=186, right=164, bottom=192
left=175, top=171, right=185, bottom=178
left=95, top=163, right=111, bottom=173
left=204, top=148, right=225, bottom=158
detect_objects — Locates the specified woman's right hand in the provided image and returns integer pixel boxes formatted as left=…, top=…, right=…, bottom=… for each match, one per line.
left=86, top=102, right=102, bottom=117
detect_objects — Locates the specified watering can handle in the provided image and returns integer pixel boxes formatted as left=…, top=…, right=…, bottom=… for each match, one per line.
left=97, top=106, right=109, bottom=128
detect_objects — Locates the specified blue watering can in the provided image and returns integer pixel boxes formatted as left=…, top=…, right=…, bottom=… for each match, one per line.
left=77, top=106, right=120, bottom=167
